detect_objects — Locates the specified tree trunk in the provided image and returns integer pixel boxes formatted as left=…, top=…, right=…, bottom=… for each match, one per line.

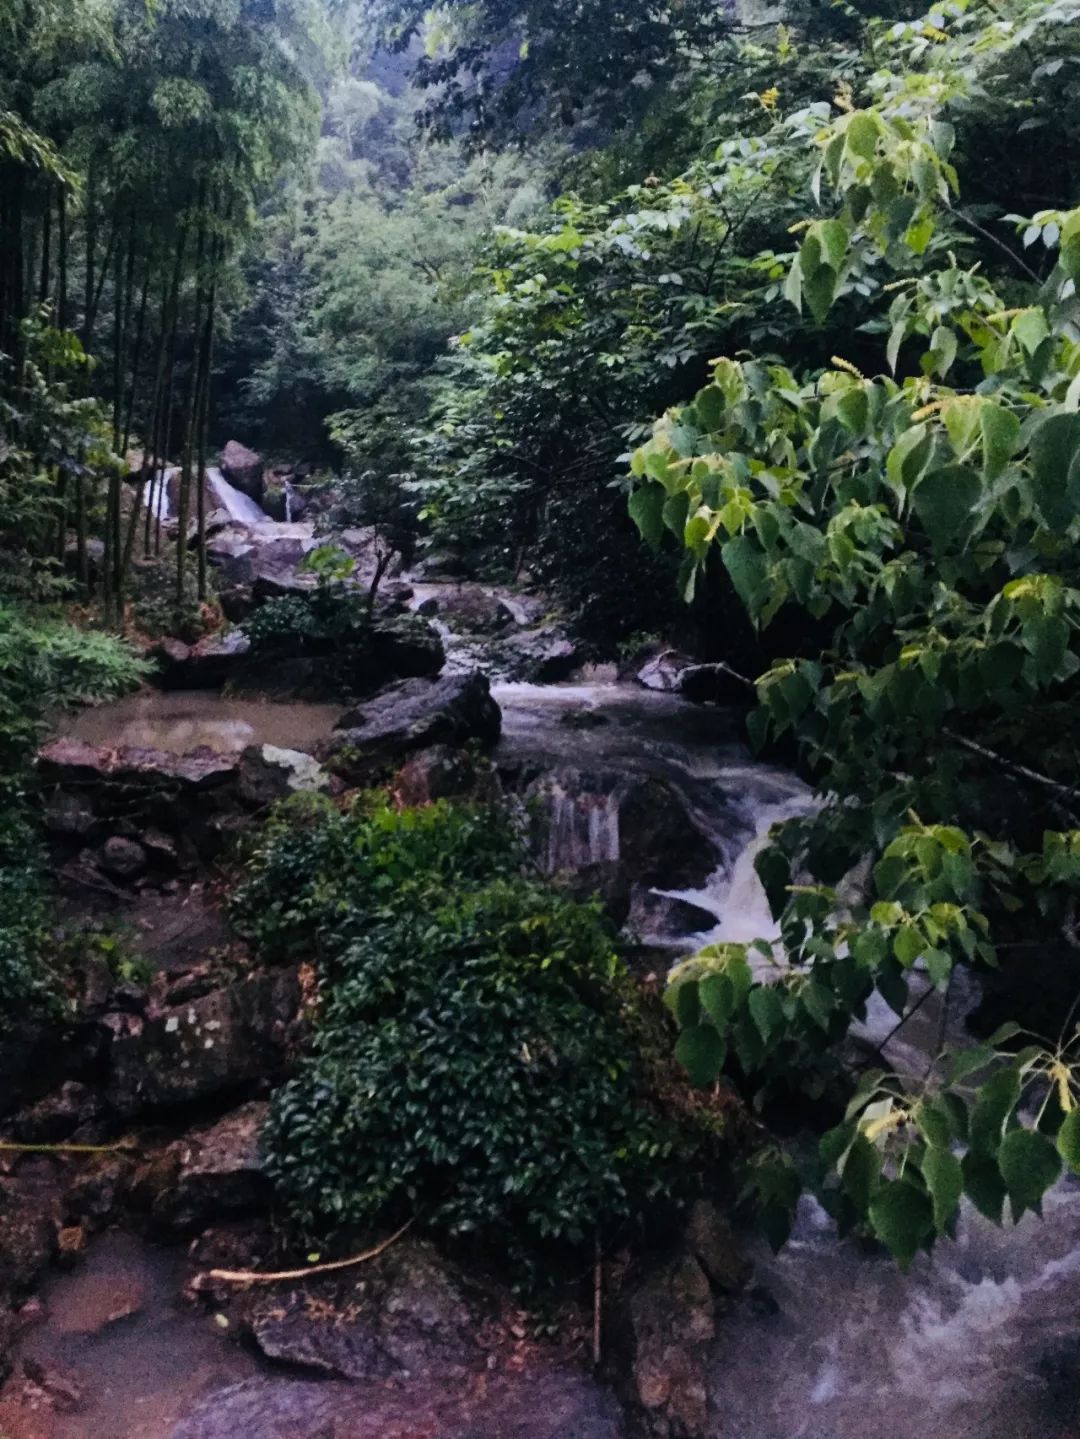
left=153, top=230, right=187, bottom=557
left=38, top=183, right=52, bottom=308
left=82, top=161, right=97, bottom=351
left=176, top=214, right=207, bottom=607
left=121, top=253, right=151, bottom=458
left=195, top=267, right=218, bottom=601
left=57, top=186, right=68, bottom=330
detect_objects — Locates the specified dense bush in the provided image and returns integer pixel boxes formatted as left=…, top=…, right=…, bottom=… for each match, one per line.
left=244, top=545, right=372, bottom=659
left=0, top=603, right=150, bottom=1030
left=239, top=794, right=691, bottom=1272
left=230, top=791, right=525, bottom=961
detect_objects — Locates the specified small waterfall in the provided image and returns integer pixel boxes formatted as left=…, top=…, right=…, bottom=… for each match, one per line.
left=145, top=464, right=179, bottom=522
left=284, top=481, right=295, bottom=523
left=536, top=776, right=620, bottom=874
left=206, top=467, right=268, bottom=525
left=653, top=790, right=815, bottom=958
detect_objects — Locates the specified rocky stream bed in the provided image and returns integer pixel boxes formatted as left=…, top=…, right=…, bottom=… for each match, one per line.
left=3, top=485, right=1080, bottom=1439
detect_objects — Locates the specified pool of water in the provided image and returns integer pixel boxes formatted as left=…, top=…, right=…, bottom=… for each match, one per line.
left=64, top=691, right=342, bottom=755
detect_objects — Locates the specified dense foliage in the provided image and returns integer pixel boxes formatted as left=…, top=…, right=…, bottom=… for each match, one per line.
left=1, top=0, right=325, bottom=620
left=236, top=794, right=689, bottom=1272
left=627, top=0, right=1080, bottom=1261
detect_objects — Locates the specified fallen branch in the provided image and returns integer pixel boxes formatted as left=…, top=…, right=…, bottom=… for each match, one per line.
left=945, top=729, right=1080, bottom=818
left=206, top=1219, right=413, bottom=1285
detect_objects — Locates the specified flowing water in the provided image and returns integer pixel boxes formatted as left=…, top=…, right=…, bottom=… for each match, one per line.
left=144, top=466, right=268, bottom=526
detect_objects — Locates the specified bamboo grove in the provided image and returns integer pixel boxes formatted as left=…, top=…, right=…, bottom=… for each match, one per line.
left=0, top=0, right=324, bottom=623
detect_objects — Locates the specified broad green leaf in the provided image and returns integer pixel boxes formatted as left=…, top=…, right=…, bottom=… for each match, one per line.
left=923, top=1145, right=963, bottom=1232
left=699, top=972, right=735, bottom=1028
left=1011, top=307, right=1050, bottom=356
left=721, top=534, right=768, bottom=616
left=962, top=1150, right=1006, bottom=1223
left=748, top=983, right=785, bottom=1043
left=841, top=1131, right=881, bottom=1213
left=1056, top=1107, right=1080, bottom=1174
left=911, top=465, right=981, bottom=552
left=674, top=1023, right=726, bottom=1087
left=893, top=923, right=923, bottom=967
left=999, top=1126, right=1062, bottom=1219
left=693, top=385, right=727, bottom=433
left=628, top=484, right=666, bottom=549
left=869, top=1181, right=934, bottom=1268
left=1029, top=413, right=1080, bottom=534
left=675, top=979, right=701, bottom=1027
left=969, top=1066, right=1021, bottom=1158
left=979, top=403, right=1020, bottom=481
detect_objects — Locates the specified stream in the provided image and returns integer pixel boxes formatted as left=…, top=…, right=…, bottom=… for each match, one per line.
left=19, top=598, right=1080, bottom=1436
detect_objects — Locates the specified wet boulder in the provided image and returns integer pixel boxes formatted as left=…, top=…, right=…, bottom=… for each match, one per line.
left=106, top=970, right=302, bottom=1116
left=236, top=745, right=329, bottom=810
left=152, top=1101, right=270, bottom=1233
left=415, top=583, right=514, bottom=635
left=635, top=649, right=695, bottom=693
left=365, top=614, right=445, bottom=681
left=499, top=624, right=580, bottom=682
left=244, top=1238, right=481, bottom=1383
left=619, top=777, right=717, bottom=890
left=0, top=1182, right=59, bottom=1304
left=99, top=835, right=147, bottom=880
left=37, top=739, right=241, bottom=878
left=220, top=440, right=264, bottom=501
left=151, top=630, right=252, bottom=690
left=626, top=889, right=717, bottom=942
left=11, top=1083, right=104, bottom=1145
left=394, top=745, right=501, bottom=808
left=321, top=671, right=501, bottom=782
left=610, top=1251, right=715, bottom=1439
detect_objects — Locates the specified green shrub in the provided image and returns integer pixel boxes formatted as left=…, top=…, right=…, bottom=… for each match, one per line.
left=263, top=878, right=681, bottom=1265
left=243, top=793, right=693, bottom=1274
left=0, top=603, right=150, bottom=1029
left=230, top=790, right=523, bottom=962
left=244, top=545, right=368, bottom=658
left=0, top=818, right=57, bottom=1028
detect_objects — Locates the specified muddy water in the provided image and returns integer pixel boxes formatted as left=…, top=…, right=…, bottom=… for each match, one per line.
left=65, top=691, right=342, bottom=755
left=15, top=1231, right=259, bottom=1439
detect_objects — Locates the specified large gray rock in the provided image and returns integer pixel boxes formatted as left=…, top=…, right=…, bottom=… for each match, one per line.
left=499, top=624, right=580, bottom=682
left=636, top=650, right=695, bottom=693
left=171, top=1370, right=624, bottom=1439
left=415, top=583, right=514, bottom=635
left=107, top=970, right=301, bottom=1115
left=236, top=745, right=329, bottom=810
left=322, top=671, right=501, bottom=782
left=37, top=738, right=242, bottom=876
left=220, top=440, right=264, bottom=501
left=152, top=1101, right=270, bottom=1232
left=614, top=1252, right=715, bottom=1439
left=619, top=776, right=717, bottom=889
left=245, top=1238, right=480, bottom=1383
left=152, top=630, right=252, bottom=690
